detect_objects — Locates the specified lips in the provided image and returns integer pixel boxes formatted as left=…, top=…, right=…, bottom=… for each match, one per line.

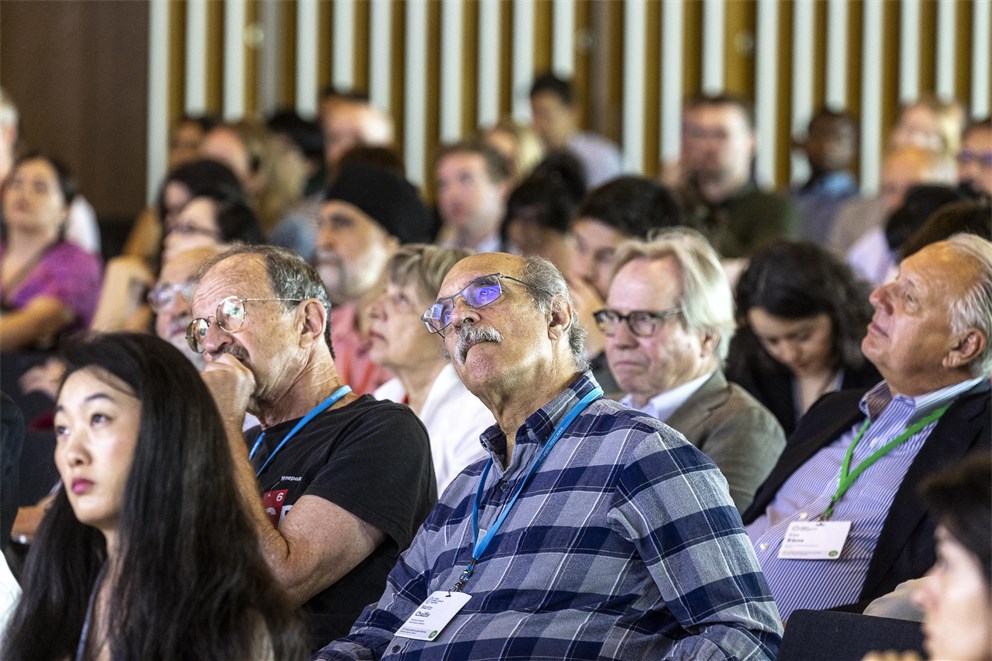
left=71, top=478, right=94, bottom=495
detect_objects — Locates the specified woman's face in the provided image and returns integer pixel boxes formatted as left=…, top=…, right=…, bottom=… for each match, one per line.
left=163, top=196, right=221, bottom=260
left=2, top=158, right=68, bottom=235
left=914, top=526, right=992, bottom=661
left=891, top=105, right=945, bottom=153
left=54, top=367, right=141, bottom=547
left=162, top=180, right=193, bottom=228
left=367, top=279, right=442, bottom=372
left=746, top=308, right=836, bottom=377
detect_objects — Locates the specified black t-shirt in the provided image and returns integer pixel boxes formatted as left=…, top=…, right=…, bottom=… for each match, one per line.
left=246, top=394, right=437, bottom=650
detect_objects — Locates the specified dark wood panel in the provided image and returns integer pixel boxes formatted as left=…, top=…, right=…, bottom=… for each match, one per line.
left=0, top=0, right=149, bottom=223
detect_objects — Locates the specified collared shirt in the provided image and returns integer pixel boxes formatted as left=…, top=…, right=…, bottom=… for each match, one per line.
left=790, top=171, right=860, bottom=244
left=747, top=377, right=985, bottom=620
left=317, top=372, right=782, bottom=661
left=621, top=370, right=714, bottom=422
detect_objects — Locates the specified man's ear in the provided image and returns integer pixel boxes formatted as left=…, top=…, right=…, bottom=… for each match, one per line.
left=547, top=296, right=573, bottom=342
left=944, top=329, right=986, bottom=370
left=298, top=299, right=328, bottom=346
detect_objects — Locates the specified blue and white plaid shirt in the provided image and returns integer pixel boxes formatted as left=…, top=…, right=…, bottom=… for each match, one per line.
left=316, top=373, right=782, bottom=661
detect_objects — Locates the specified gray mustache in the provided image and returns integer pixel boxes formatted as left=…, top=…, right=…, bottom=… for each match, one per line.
left=454, top=326, right=503, bottom=364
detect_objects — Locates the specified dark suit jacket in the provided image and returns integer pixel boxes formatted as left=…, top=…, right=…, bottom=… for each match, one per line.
left=742, top=379, right=991, bottom=611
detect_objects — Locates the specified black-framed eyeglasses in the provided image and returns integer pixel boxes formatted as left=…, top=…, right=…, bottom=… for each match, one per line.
left=420, top=273, right=543, bottom=337
left=957, top=149, right=992, bottom=168
left=593, top=307, right=682, bottom=337
left=186, top=296, right=301, bottom=354
left=147, top=280, right=196, bottom=313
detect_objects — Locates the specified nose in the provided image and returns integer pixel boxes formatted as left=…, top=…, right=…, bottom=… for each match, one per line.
left=317, top=222, right=337, bottom=250
left=368, top=294, right=386, bottom=320
left=198, top=318, right=233, bottom=358
left=778, top=341, right=802, bottom=367
left=609, top=316, right=640, bottom=348
left=868, top=282, right=891, bottom=310
left=58, top=427, right=89, bottom=469
left=447, top=295, right=479, bottom=332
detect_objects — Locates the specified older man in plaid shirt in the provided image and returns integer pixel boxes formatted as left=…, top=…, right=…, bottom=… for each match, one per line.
left=316, top=253, right=782, bottom=661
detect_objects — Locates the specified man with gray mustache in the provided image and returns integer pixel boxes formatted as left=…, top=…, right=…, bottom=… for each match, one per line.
left=317, top=252, right=782, bottom=661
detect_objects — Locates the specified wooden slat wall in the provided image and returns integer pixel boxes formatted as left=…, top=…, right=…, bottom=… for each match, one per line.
left=150, top=0, right=991, bottom=201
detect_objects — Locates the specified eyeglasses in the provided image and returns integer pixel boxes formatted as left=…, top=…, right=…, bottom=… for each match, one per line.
left=186, top=296, right=301, bottom=354
left=166, top=222, right=220, bottom=238
left=421, top=273, right=542, bottom=336
left=593, top=307, right=682, bottom=338
left=957, top=150, right=992, bottom=168
left=147, top=280, right=196, bottom=313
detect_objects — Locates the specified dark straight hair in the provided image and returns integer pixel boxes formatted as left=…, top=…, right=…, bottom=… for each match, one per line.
left=1, top=333, right=308, bottom=661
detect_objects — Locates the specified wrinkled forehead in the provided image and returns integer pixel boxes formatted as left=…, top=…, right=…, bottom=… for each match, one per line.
left=193, top=254, right=270, bottom=305
left=437, top=253, right=526, bottom=298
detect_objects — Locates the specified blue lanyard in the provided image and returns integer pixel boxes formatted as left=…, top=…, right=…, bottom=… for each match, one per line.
left=449, top=386, right=603, bottom=592
left=249, top=385, right=352, bottom=477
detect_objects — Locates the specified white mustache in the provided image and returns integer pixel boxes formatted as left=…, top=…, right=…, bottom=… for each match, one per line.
left=454, top=325, right=503, bottom=365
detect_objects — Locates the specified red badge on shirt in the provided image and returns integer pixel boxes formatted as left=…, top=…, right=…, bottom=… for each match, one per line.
left=262, top=489, right=291, bottom=527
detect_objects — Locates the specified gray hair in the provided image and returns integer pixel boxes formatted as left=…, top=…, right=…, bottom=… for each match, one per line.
left=945, top=234, right=992, bottom=377
left=520, top=255, right=590, bottom=372
left=196, top=244, right=335, bottom=357
left=386, top=244, right=473, bottom=301
left=611, top=227, right=736, bottom=362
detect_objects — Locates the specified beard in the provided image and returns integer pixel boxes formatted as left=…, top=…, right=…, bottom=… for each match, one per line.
left=316, top=251, right=348, bottom=304
left=449, top=324, right=503, bottom=365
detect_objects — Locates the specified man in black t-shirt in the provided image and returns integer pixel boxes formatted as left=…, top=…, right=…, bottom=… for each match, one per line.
left=191, top=245, right=436, bottom=651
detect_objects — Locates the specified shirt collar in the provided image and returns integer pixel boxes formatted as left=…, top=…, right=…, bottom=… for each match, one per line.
left=859, top=376, right=986, bottom=422
left=621, top=370, right=714, bottom=422
left=478, top=372, right=600, bottom=458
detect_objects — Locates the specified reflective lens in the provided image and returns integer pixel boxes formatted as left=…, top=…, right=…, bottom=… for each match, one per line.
left=593, top=307, right=682, bottom=337
left=421, top=273, right=538, bottom=336
left=147, top=280, right=196, bottom=313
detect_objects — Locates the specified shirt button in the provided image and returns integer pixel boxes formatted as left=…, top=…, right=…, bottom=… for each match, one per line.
left=499, top=482, right=510, bottom=491
left=760, top=543, right=768, bottom=551
left=799, top=512, right=808, bottom=520
left=392, top=645, right=401, bottom=653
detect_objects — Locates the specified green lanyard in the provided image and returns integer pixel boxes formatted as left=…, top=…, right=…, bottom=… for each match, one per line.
left=820, top=403, right=950, bottom=520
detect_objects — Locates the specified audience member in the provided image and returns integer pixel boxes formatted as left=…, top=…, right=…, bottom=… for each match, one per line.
left=317, top=252, right=782, bottom=660
left=434, top=141, right=512, bottom=253
left=901, top=199, right=992, bottom=258
left=888, top=95, right=965, bottom=157
left=743, top=234, right=992, bottom=620
left=862, top=453, right=992, bottom=661
left=0, top=152, right=101, bottom=350
left=790, top=107, right=860, bottom=244
left=728, top=240, right=881, bottom=436
left=370, top=244, right=493, bottom=493
left=267, top=108, right=325, bottom=197
left=317, top=159, right=432, bottom=394
left=161, top=193, right=263, bottom=262
left=0, top=333, right=308, bottom=660
left=848, top=183, right=964, bottom=285
left=319, top=88, right=394, bottom=175
left=190, top=245, right=436, bottom=650
left=600, top=229, right=785, bottom=510
left=956, top=116, right=992, bottom=198
left=478, top=118, right=544, bottom=185
left=829, top=145, right=957, bottom=258
left=529, top=72, right=624, bottom=187
left=0, top=87, right=100, bottom=256
left=677, top=94, right=799, bottom=258
left=167, top=112, right=219, bottom=170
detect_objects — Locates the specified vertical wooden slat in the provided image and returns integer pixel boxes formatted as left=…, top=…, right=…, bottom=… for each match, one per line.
left=369, top=0, right=392, bottom=112
left=477, top=0, right=501, bottom=126
left=660, top=0, right=683, bottom=164
left=899, top=0, right=920, bottom=102
left=972, top=0, right=990, bottom=116
left=861, top=0, right=884, bottom=192
left=257, top=0, right=281, bottom=115
left=223, top=0, right=246, bottom=118
left=552, top=0, right=575, bottom=77
left=919, top=0, right=937, bottom=93
left=206, top=1, right=224, bottom=113
left=512, top=0, right=535, bottom=121
left=643, top=0, right=661, bottom=177
left=792, top=0, right=815, bottom=182
left=935, top=0, right=956, bottom=99
left=404, top=0, right=428, bottom=185
left=754, top=0, right=778, bottom=186
left=186, top=0, right=208, bottom=113
left=825, top=0, right=848, bottom=108
left=723, top=1, right=753, bottom=98
left=296, top=0, right=318, bottom=113
left=461, top=1, right=479, bottom=134
left=622, top=0, right=646, bottom=172
left=148, top=0, right=169, bottom=200
left=440, top=0, right=463, bottom=142
left=702, top=0, right=724, bottom=93
left=333, top=0, right=354, bottom=89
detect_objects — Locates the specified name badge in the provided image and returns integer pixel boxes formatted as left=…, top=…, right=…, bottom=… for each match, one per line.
left=778, top=520, right=851, bottom=560
left=395, top=591, right=472, bottom=641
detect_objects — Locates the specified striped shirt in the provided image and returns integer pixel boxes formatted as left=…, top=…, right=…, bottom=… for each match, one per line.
left=747, top=377, right=985, bottom=620
left=316, top=373, right=782, bottom=661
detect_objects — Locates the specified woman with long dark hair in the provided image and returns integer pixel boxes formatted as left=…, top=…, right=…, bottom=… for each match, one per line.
left=726, top=240, right=881, bottom=436
left=1, top=333, right=307, bottom=660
